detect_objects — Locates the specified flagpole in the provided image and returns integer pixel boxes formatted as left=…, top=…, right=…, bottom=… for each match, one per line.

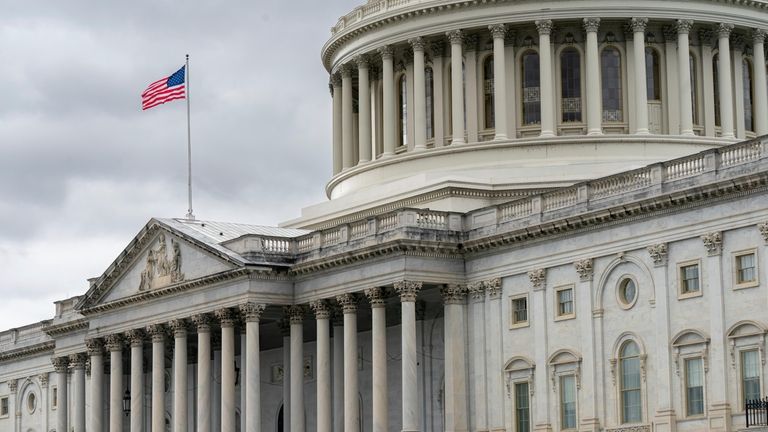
left=185, top=54, right=195, bottom=221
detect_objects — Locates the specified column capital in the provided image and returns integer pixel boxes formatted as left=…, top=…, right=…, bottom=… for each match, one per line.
left=647, top=243, right=668, bottom=267
left=191, top=313, right=212, bottom=332
left=429, top=41, right=445, bottom=58
left=394, top=280, right=422, bottom=302
left=285, top=305, right=306, bottom=324
left=446, top=29, right=464, bottom=45
left=467, top=281, right=485, bottom=303
left=574, top=259, right=594, bottom=282
left=629, top=17, right=649, bottom=33
left=699, top=28, right=716, bottom=46
left=378, top=45, right=394, bottom=60
left=676, top=19, right=694, bottom=35
left=717, top=23, right=734, bottom=39
left=701, top=231, right=723, bottom=256
left=310, top=300, right=332, bottom=319
left=759, top=222, right=768, bottom=244
left=440, top=284, right=467, bottom=305
left=146, top=323, right=167, bottom=342
left=364, top=287, right=386, bottom=308
left=489, top=24, right=507, bottom=39
left=104, top=334, right=124, bottom=352
left=8, top=379, right=18, bottom=392
left=169, top=319, right=189, bottom=337
left=85, top=338, right=104, bottom=356
left=125, top=329, right=145, bottom=347
left=754, top=29, right=767, bottom=44
left=39, top=373, right=49, bottom=388
left=582, top=18, right=600, bottom=33
left=484, top=277, right=502, bottom=299
left=330, top=73, right=342, bottom=88
left=408, top=36, right=426, bottom=52
left=528, top=268, right=546, bottom=291
left=463, top=34, right=479, bottom=52
left=355, top=55, right=370, bottom=69
left=52, top=356, right=70, bottom=373
left=239, top=302, right=266, bottom=322
left=335, top=293, right=359, bottom=314
left=535, top=19, right=553, bottom=36
left=340, top=63, right=355, bottom=79
left=215, top=308, right=236, bottom=328
left=69, top=353, right=87, bottom=369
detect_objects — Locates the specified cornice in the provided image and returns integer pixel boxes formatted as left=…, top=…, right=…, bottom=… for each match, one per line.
left=0, top=341, right=55, bottom=364
left=42, top=318, right=88, bottom=337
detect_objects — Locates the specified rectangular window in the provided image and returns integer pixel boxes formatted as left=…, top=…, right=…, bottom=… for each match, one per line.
left=560, top=375, right=577, bottom=429
left=679, top=262, right=701, bottom=296
left=52, top=387, right=57, bottom=409
left=736, top=252, right=757, bottom=285
left=0, top=397, right=8, bottom=417
left=621, top=357, right=642, bottom=423
left=685, top=358, right=705, bottom=416
left=515, top=382, right=530, bottom=432
left=556, top=287, right=575, bottom=319
left=511, top=296, right=528, bottom=327
left=742, top=350, right=761, bottom=404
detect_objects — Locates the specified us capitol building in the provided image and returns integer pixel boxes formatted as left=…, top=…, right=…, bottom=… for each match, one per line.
left=2, top=1, right=768, bottom=432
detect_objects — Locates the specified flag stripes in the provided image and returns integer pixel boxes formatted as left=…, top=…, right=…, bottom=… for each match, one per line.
left=141, top=66, right=186, bottom=110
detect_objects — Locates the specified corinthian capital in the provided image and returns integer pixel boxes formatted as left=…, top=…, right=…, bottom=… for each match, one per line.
left=535, top=20, right=553, bottom=36
left=701, top=232, right=723, bottom=256
left=408, top=37, right=426, bottom=52
left=440, top=284, right=467, bottom=305
left=105, top=334, right=124, bottom=352
left=394, top=280, right=422, bottom=302
left=310, top=300, right=332, bottom=319
left=489, top=24, right=507, bottom=39
left=52, top=356, right=69, bottom=373
left=355, top=55, right=369, bottom=69
left=467, top=281, right=485, bottom=302
left=169, top=319, right=188, bottom=337
left=446, top=30, right=464, bottom=45
left=528, top=268, right=546, bottom=290
left=630, top=17, right=649, bottom=33
left=215, top=308, right=236, bottom=328
left=647, top=243, right=668, bottom=266
left=583, top=18, right=600, bottom=33
left=85, top=338, right=104, bottom=356
left=335, top=293, right=359, bottom=314
left=146, top=323, right=167, bottom=342
left=753, top=29, right=767, bottom=44
left=364, top=287, right=386, bottom=308
left=717, top=23, right=734, bottom=39
left=574, top=259, right=594, bottom=282
left=759, top=222, right=768, bottom=244
left=378, top=45, right=394, bottom=60
left=239, top=302, right=266, bottom=323
left=676, top=20, right=694, bottom=35
left=484, top=278, right=502, bottom=299
left=285, top=305, right=305, bottom=324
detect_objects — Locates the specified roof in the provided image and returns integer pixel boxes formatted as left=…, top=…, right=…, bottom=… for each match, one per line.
left=157, top=218, right=309, bottom=244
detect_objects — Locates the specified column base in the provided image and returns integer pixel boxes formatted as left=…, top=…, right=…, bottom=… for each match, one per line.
left=533, top=423, right=553, bottom=432
left=653, top=409, right=677, bottom=432
left=539, top=131, right=556, bottom=138
left=413, top=145, right=427, bottom=152
left=721, top=133, right=736, bottom=139
left=708, top=402, right=732, bottom=432
left=587, top=129, right=603, bottom=136
left=493, top=134, right=508, bottom=141
left=451, top=139, right=466, bottom=145
left=578, top=417, right=601, bottom=432
left=634, top=128, right=651, bottom=135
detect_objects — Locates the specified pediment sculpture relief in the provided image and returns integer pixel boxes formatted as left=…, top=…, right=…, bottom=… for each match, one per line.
left=139, top=233, right=185, bottom=291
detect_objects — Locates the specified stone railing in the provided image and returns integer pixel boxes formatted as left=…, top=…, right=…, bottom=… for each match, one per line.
left=331, top=0, right=441, bottom=35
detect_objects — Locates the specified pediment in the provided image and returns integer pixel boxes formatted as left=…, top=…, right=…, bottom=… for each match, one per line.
left=77, top=219, right=247, bottom=312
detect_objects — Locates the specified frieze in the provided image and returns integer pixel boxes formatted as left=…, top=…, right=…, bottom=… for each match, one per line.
left=605, top=427, right=650, bottom=432
left=139, top=233, right=185, bottom=292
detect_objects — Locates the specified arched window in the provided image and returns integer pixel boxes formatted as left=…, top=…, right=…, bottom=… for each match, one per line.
left=743, top=59, right=754, bottom=132
left=620, top=341, right=642, bottom=424
left=522, top=50, right=541, bottom=125
left=426, top=67, right=435, bottom=139
left=713, top=54, right=721, bottom=127
left=560, top=48, right=582, bottom=122
left=690, top=53, right=699, bottom=125
left=398, top=74, right=408, bottom=147
left=601, top=47, right=623, bottom=122
left=645, top=48, right=661, bottom=101
left=484, top=56, right=495, bottom=129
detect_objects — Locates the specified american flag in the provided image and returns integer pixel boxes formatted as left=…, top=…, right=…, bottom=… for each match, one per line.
left=141, top=66, right=186, bottom=110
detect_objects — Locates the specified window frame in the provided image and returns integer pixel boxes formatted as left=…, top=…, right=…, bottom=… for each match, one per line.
left=677, top=259, right=703, bottom=299
left=51, top=385, right=57, bottom=410
left=613, top=338, right=646, bottom=425
left=518, top=47, right=542, bottom=131
left=683, top=356, right=706, bottom=418
left=559, top=374, right=579, bottom=430
left=556, top=45, right=585, bottom=126
left=616, top=276, right=638, bottom=310
left=482, top=53, right=496, bottom=131
left=740, top=348, right=762, bottom=408
left=733, top=249, right=759, bottom=289
left=505, top=357, right=535, bottom=432
left=513, top=380, right=531, bottom=432
left=599, top=44, right=628, bottom=130
left=0, top=396, right=9, bottom=418
left=510, top=293, right=530, bottom=329
left=554, top=285, right=576, bottom=321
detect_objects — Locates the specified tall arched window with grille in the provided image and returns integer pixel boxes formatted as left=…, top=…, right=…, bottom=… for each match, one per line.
left=398, top=74, right=408, bottom=147
left=743, top=59, right=754, bottom=132
left=620, top=341, right=642, bottom=424
left=601, top=47, right=623, bottom=122
left=645, top=48, right=661, bottom=101
left=426, top=67, right=435, bottom=139
left=560, top=48, right=582, bottom=122
left=484, top=55, right=495, bottom=129
left=713, top=53, right=721, bottom=127
left=690, top=53, right=699, bottom=126
left=521, top=50, right=541, bottom=125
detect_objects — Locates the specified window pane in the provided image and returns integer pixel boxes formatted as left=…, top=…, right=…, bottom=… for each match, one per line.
left=682, top=264, right=700, bottom=293
left=560, top=49, right=582, bottom=122
left=399, top=76, right=408, bottom=146
left=513, top=298, right=528, bottom=323
left=742, top=350, right=761, bottom=402
left=522, top=51, right=541, bottom=125
left=561, top=375, right=577, bottom=429
left=686, top=358, right=705, bottom=416
left=426, top=67, right=434, bottom=139
left=738, top=254, right=756, bottom=283
left=515, top=383, right=530, bottom=432
left=690, top=54, right=698, bottom=125
left=713, top=55, right=721, bottom=127
left=484, top=56, right=495, bottom=129
left=645, top=48, right=661, bottom=100
left=620, top=342, right=642, bottom=423
left=744, top=60, right=754, bottom=132
left=622, top=389, right=642, bottom=423
left=558, top=289, right=573, bottom=315
left=601, top=48, right=623, bottom=122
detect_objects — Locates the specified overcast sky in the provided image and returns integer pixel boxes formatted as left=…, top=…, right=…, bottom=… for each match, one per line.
left=0, top=0, right=361, bottom=330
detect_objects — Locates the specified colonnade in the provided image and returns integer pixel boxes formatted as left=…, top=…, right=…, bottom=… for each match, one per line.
left=50, top=280, right=472, bottom=432
left=330, top=18, right=768, bottom=174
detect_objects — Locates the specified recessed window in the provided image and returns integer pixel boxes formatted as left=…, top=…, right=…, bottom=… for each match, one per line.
left=0, top=396, right=9, bottom=417
left=560, top=48, right=582, bottom=123
left=27, top=392, right=36, bottom=414
left=560, top=375, right=577, bottom=429
left=685, top=357, right=705, bottom=417
left=52, top=386, right=58, bottom=409
left=521, top=50, right=541, bottom=125
left=555, top=286, right=575, bottom=320
left=678, top=261, right=701, bottom=298
left=618, top=278, right=637, bottom=309
left=620, top=341, right=642, bottom=423
left=601, top=47, right=623, bottom=122
left=734, top=250, right=758, bottom=288
left=514, top=382, right=530, bottom=432
left=741, top=350, right=761, bottom=403
left=511, top=295, right=529, bottom=328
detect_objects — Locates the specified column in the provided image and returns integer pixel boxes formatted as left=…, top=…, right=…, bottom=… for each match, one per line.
left=280, top=319, right=291, bottom=432
left=464, top=35, right=479, bottom=143
left=584, top=18, right=602, bottom=135
left=332, top=310, right=344, bottom=432
left=191, top=315, right=212, bottom=432
left=466, top=283, right=487, bottom=432
left=126, top=330, right=144, bottom=432
left=169, top=320, right=188, bottom=432
left=489, top=24, right=509, bottom=140
left=717, top=23, right=735, bottom=138
left=287, top=306, right=306, bottom=432
left=336, top=294, right=359, bottom=432
left=147, top=324, right=166, bottom=432
left=484, top=279, right=504, bottom=432
left=447, top=30, right=465, bottom=144
left=87, top=338, right=105, bottom=432
left=70, top=353, right=87, bottom=432
left=410, top=37, right=427, bottom=151
left=732, top=37, right=746, bottom=139
left=357, top=56, right=372, bottom=162
left=430, top=42, right=446, bottom=146
left=528, top=269, right=551, bottom=431
left=53, top=356, right=69, bottom=432
left=700, top=29, right=717, bottom=137
left=535, top=20, right=555, bottom=137
left=239, top=303, right=266, bottom=432
left=106, top=335, right=124, bottom=432
left=215, top=309, right=236, bottom=432
left=380, top=46, right=396, bottom=156
left=631, top=18, right=650, bottom=135
left=754, top=30, right=768, bottom=135
left=573, top=261, right=600, bottom=431
left=676, top=20, right=695, bottom=136
left=394, top=281, right=422, bottom=432
left=342, top=64, right=354, bottom=169
left=365, top=288, right=388, bottom=432
left=441, top=285, right=468, bottom=432
left=331, top=74, right=343, bottom=174
left=310, top=301, right=332, bottom=432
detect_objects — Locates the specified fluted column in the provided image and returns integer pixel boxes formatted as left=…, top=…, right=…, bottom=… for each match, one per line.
left=466, top=283, right=487, bottom=432
left=332, top=311, right=344, bottom=432
left=126, top=330, right=144, bottom=432
left=394, top=281, right=422, bottom=432
left=408, top=37, right=427, bottom=151
left=70, top=353, right=87, bottom=432
left=535, top=20, right=555, bottom=137
left=341, top=64, right=354, bottom=169
left=87, top=339, right=105, bottom=432
left=311, top=301, right=332, bottom=432
left=146, top=324, right=166, bottom=432
left=447, top=30, right=465, bottom=144
left=356, top=56, right=372, bottom=163
left=365, top=288, right=388, bottom=432
left=717, top=23, right=735, bottom=138
left=239, top=303, right=266, bottom=432
left=631, top=18, right=650, bottom=135
left=753, top=30, right=767, bottom=135
left=483, top=279, right=504, bottom=431
left=336, top=294, right=359, bottom=432
left=279, top=319, right=292, bottom=432
left=489, top=24, right=509, bottom=140
left=53, top=356, right=69, bottom=432
left=584, top=18, right=602, bottom=135
left=286, top=306, right=306, bottom=432
left=191, top=315, right=212, bottom=432
left=442, top=285, right=468, bottom=432
left=215, top=309, right=236, bottom=432
left=106, top=334, right=125, bottom=432
left=168, top=320, right=188, bottom=432
left=331, top=74, right=343, bottom=174
left=677, top=20, right=695, bottom=136
left=380, top=46, right=396, bottom=156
